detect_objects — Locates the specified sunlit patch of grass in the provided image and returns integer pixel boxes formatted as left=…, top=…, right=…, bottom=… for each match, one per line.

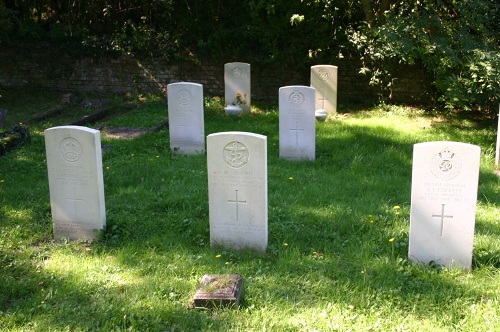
left=1, top=93, right=499, bottom=330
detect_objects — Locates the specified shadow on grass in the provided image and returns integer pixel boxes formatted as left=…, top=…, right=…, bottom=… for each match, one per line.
left=1, top=103, right=499, bottom=329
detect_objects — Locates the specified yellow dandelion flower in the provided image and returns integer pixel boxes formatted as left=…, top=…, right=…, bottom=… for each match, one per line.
left=284, top=243, right=288, bottom=247
left=106, top=166, right=110, bottom=170
left=225, top=262, right=229, bottom=265
left=289, top=177, right=294, bottom=180
left=215, top=254, right=222, bottom=258
left=389, top=238, right=395, bottom=243
left=393, top=205, right=400, bottom=210
left=130, top=153, right=135, bottom=157
left=0, top=180, right=4, bottom=183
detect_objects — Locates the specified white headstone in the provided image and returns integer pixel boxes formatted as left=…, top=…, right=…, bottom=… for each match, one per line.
left=279, top=86, right=316, bottom=160
left=167, top=82, right=205, bottom=154
left=224, top=62, right=251, bottom=113
left=495, top=105, right=500, bottom=167
left=311, top=65, right=338, bottom=116
left=408, top=141, right=481, bottom=269
left=44, top=126, right=106, bottom=241
left=207, top=132, right=267, bottom=252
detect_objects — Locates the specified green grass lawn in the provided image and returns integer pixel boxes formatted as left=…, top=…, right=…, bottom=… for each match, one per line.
left=0, top=89, right=499, bottom=331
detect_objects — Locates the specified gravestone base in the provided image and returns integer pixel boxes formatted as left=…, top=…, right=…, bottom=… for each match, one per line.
left=193, top=274, right=243, bottom=308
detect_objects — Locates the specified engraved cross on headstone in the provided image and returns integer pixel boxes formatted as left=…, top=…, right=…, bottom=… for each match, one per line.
left=177, top=113, right=191, bottom=128
left=318, top=92, right=327, bottom=110
left=290, top=121, right=304, bottom=145
left=432, top=203, right=454, bottom=238
left=65, top=188, right=84, bottom=220
left=227, top=189, right=246, bottom=221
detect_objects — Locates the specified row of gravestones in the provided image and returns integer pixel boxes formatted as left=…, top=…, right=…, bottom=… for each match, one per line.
left=169, top=82, right=319, bottom=160
left=223, top=62, right=338, bottom=116
left=168, top=62, right=338, bottom=160
left=45, top=124, right=480, bottom=269
left=43, top=62, right=485, bottom=270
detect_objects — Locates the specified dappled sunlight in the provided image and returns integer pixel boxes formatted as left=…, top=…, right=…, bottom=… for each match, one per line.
left=4, top=206, right=36, bottom=222
left=43, top=251, right=143, bottom=292
left=2, top=92, right=500, bottom=330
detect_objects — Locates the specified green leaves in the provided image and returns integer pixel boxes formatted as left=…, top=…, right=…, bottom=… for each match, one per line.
left=350, top=0, right=500, bottom=111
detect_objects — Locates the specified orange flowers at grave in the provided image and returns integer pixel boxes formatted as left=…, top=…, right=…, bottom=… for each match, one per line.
left=233, top=92, right=247, bottom=106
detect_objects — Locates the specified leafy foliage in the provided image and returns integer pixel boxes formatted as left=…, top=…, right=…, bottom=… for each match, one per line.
left=349, top=0, right=500, bottom=111
left=0, top=0, right=498, bottom=111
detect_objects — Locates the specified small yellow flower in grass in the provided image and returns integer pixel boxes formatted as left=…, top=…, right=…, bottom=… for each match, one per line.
left=389, top=238, right=395, bottom=243
left=130, top=153, right=135, bottom=157
left=106, top=166, right=110, bottom=170
left=0, top=179, right=4, bottom=183
left=225, top=262, right=230, bottom=265
left=289, top=177, right=294, bottom=180
left=156, top=155, right=160, bottom=158
left=215, top=254, right=222, bottom=258
left=283, top=243, right=288, bottom=247
left=393, top=205, right=400, bottom=210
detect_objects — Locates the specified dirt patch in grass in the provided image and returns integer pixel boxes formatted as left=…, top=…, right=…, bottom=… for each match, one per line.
left=100, top=126, right=150, bottom=140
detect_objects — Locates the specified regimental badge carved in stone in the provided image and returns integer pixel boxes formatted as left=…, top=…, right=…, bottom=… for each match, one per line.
left=318, top=68, right=330, bottom=81
left=288, top=90, right=305, bottom=107
left=223, top=141, right=249, bottom=168
left=60, top=137, right=82, bottom=162
left=232, top=67, right=243, bottom=79
left=177, top=89, right=191, bottom=106
left=430, top=148, right=461, bottom=180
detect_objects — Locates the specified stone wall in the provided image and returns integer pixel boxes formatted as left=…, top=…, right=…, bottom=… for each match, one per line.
left=0, top=47, right=433, bottom=105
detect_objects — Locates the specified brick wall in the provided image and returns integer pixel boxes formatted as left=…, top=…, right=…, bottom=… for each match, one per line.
left=0, top=47, right=433, bottom=105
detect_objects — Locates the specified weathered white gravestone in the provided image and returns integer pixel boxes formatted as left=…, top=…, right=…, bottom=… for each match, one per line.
left=279, top=86, right=316, bottom=160
left=207, top=132, right=267, bottom=252
left=167, top=82, right=205, bottom=154
left=495, top=105, right=500, bottom=167
left=310, top=65, right=338, bottom=116
left=224, top=62, right=251, bottom=113
left=408, top=141, right=480, bottom=269
left=45, top=126, right=106, bottom=241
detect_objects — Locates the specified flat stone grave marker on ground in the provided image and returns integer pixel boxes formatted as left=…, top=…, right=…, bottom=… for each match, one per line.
left=0, top=108, right=7, bottom=128
left=224, top=62, right=251, bottom=113
left=167, top=82, right=205, bottom=154
left=311, top=65, right=338, bottom=116
left=279, top=85, right=316, bottom=160
left=207, top=132, right=267, bottom=252
left=408, top=141, right=481, bottom=269
left=45, top=126, right=106, bottom=241
left=193, top=274, right=244, bottom=308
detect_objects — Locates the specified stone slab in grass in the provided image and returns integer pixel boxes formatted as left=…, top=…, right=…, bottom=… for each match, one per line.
left=193, top=274, right=244, bottom=308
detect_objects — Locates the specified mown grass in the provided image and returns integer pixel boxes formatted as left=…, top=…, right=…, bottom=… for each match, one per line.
left=0, top=89, right=499, bottom=331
